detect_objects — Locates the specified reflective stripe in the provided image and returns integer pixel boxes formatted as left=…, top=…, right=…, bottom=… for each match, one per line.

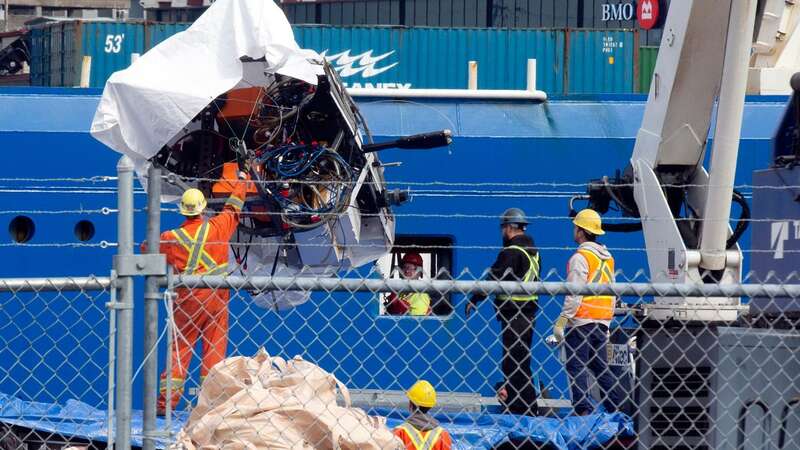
left=497, top=245, right=540, bottom=302
left=172, top=228, right=193, bottom=252
left=422, top=428, right=444, bottom=450
left=590, top=259, right=614, bottom=283
left=159, top=377, right=184, bottom=393
left=203, top=264, right=228, bottom=275
left=225, top=195, right=244, bottom=211
left=171, top=221, right=226, bottom=275
left=199, top=252, right=224, bottom=274
left=185, top=221, right=209, bottom=273
left=398, top=424, right=445, bottom=450
left=398, top=424, right=424, bottom=449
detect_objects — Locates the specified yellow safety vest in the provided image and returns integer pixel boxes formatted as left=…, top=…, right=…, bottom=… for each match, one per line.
left=401, top=292, right=431, bottom=316
left=575, top=249, right=615, bottom=320
left=171, top=220, right=227, bottom=275
left=396, top=423, right=446, bottom=450
left=496, top=245, right=540, bottom=302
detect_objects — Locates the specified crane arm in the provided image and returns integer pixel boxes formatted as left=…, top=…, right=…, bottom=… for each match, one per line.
left=573, top=0, right=761, bottom=321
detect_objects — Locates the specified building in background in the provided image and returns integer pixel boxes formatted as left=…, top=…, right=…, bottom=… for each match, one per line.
left=0, top=0, right=128, bottom=31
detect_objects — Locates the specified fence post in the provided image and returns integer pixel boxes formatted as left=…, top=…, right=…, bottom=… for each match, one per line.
left=106, top=271, right=117, bottom=450
left=142, top=164, right=161, bottom=450
left=115, top=155, right=135, bottom=450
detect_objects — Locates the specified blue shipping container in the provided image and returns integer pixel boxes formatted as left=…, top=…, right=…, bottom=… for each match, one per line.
left=567, top=29, right=635, bottom=94
left=28, top=28, right=49, bottom=86
left=146, top=22, right=190, bottom=49
left=30, top=22, right=637, bottom=94
left=293, top=26, right=565, bottom=92
left=29, top=21, right=145, bottom=88
left=81, top=22, right=146, bottom=88
left=147, top=25, right=566, bottom=92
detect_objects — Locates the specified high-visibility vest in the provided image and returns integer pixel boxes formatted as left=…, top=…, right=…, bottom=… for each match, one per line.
left=395, top=423, right=449, bottom=450
left=401, top=292, right=431, bottom=316
left=496, top=245, right=540, bottom=302
left=170, top=220, right=227, bottom=275
left=575, top=249, right=615, bottom=320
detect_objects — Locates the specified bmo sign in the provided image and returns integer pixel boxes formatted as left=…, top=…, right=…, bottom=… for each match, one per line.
left=601, top=0, right=660, bottom=29
left=601, top=2, right=634, bottom=21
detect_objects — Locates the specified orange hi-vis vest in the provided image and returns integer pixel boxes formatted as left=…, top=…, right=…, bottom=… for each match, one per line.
left=575, top=248, right=615, bottom=320
left=394, top=423, right=451, bottom=450
left=170, top=219, right=228, bottom=275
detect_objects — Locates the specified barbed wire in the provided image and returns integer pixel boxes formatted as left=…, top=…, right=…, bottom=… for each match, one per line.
left=148, top=207, right=776, bottom=223
left=0, top=176, right=117, bottom=183
left=0, top=237, right=793, bottom=253
left=0, top=208, right=119, bottom=215
left=0, top=185, right=121, bottom=190
left=167, top=174, right=773, bottom=190
left=1, top=174, right=799, bottom=193
left=2, top=206, right=781, bottom=223
left=0, top=189, right=143, bottom=195
left=146, top=239, right=800, bottom=253
left=0, top=241, right=116, bottom=248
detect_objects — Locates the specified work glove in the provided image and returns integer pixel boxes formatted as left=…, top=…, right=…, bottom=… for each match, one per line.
left=238, top=159, right=251, bottom=180
left=547, top=316, right=568, bottom=346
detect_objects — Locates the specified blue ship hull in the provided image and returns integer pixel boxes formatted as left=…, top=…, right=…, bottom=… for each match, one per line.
left=0, top=88, right=788, bottom=411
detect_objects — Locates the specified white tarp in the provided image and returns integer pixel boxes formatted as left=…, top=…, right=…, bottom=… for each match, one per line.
left=89, top=0, right=323, bottom=164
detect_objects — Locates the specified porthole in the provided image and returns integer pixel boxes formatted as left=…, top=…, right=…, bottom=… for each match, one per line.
left=8, top=216, right=35, bottom=243
left=74, top=220, right=96, bottom=242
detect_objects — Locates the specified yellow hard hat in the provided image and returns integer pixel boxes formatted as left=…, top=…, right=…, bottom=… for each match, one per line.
left=573, top=208, right=605, bottom=235
left=406, top=380, right=436, bottom=408
left=180, top=188, right=207, bottom=216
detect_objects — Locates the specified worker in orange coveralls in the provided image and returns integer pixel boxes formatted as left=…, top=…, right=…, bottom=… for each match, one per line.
left=146, top=167, right=248, bottom=415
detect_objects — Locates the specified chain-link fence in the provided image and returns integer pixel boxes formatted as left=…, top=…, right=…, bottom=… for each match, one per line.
left=135, top=272, right=798, bottom=450
left=1, top=271, right=798, bottom=449
left=0, top=277, right=114, bottom=449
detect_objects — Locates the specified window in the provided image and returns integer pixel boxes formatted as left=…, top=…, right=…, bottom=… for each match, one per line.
left=8, top=6, right=35, bottom=15
left=41, top=7, right=67, bottom=17
left=376, top=235, right=454, bottom=317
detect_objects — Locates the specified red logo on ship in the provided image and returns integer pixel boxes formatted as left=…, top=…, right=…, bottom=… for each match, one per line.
left=638, top=0, right=659, bottom=30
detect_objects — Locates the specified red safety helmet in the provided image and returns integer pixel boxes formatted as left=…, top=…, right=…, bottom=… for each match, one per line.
left=401, top=252, right=424, bottom=267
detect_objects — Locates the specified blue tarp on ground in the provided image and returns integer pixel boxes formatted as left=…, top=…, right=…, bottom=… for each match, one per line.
left=0, top=393, right=632, bottom=449
left=0, top=393, right=187, bottom=448
left=374, top=408, right=633, bottom=450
